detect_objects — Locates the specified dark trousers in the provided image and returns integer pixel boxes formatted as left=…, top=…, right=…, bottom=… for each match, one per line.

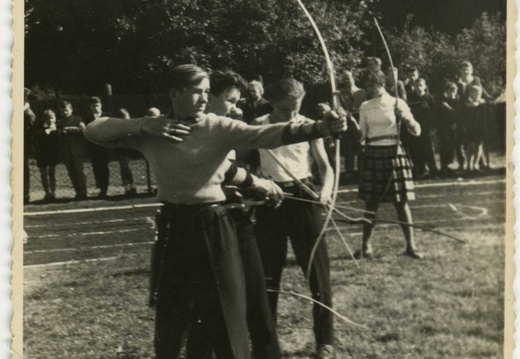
left=439, top=128, right=464, bottom=170
left=342, top=130, right=362, bottom=178
left=186, top=209, right=281, bottom=359
left=63, top=152, right=87, bottom=197
left=410, top=133, right=437, bottom=175
left=118, top=157, right=134, bottom=186
left=154, top=205, right=250, bottom=359
left=90, top=144, right=109, bottom=193
left=24, top=156, right=30, bottom=201
left=255, top=186, right=334, bottom=346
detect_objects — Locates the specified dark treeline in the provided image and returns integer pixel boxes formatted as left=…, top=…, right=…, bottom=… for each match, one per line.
left=25, top=0, right=505, bottom=99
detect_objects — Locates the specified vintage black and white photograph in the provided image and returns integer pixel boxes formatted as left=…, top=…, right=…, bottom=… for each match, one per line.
left=18, top=0, right=511, bottom=358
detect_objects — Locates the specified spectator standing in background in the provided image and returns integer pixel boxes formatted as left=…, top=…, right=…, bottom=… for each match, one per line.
left=84, top=96, right=110, bottom=198
left=239, top=80, right=273, bottom=171
left=241, top=80, right=273, bottom=124
left=408, top=78, right=437, bottom=177
left=457, top=61, right=490, bottom=169
left=24, top=88, right=36, bottom=203
left=461, top=85, right=489, bottom=171
left=57, top=101, right=88, bottom=200
left=115, top=108, right=137, bottom=196
left=437, top=82, right=464, bottom=172
left=385, top=66, right=407, bottom=101
left=457, top=61, right=486, bottom=103
left=338, top=70, right=366, bottom=183
left=35, top=109, right=60, bottom=201
left=403, top=66, right=419, bottom=96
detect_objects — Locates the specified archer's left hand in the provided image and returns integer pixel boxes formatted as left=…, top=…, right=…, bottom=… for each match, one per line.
left=320, top=108, right=348, bottom=135
left=319, top=189, right=332, bottom=206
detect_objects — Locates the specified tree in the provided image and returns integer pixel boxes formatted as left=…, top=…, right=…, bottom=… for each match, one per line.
left=25, top=0, right=376, bottom=94
left=454, top=12, right=506, bottom=96
left=384, top=12, right=505, bottom=96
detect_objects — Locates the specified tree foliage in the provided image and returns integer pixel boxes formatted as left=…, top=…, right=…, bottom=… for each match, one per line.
left=25, top=1, right=505, bottom=98
left=385, top=12, right=505, bottom=96
left=25, top=0, right=376, bottom=94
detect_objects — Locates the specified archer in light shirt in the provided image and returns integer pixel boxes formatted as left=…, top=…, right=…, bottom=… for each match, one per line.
left=253, top=78, right=337, bottom=359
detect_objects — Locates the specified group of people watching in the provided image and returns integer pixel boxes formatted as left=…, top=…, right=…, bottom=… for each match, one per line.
left=24, top=59, right=493, bottom=203
left=338, top=58, right=495, bottom=182
left=24, top=96, right=156, bottom=202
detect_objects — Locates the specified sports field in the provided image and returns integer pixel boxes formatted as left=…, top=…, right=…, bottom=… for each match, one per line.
left=23, top=174, right=505, bottom=358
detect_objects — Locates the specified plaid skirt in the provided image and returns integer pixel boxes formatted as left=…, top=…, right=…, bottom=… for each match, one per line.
left=358, top=144, right=415, bottom=203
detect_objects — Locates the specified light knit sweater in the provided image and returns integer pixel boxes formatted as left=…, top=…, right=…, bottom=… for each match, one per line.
left=85, top=113, right=322, bottom=204
left=359, top=92, right=421, bottom=146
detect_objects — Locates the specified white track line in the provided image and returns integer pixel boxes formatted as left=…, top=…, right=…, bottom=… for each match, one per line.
left=25, top=217, right=503, bottom=267
left=29, top=228, right=147, bottom=240
left=25, top=217, right=146, bottom=229
left=25, top=256, right=120, bottom=269
left=420, top=190, right=503, bottom=199
left=25, top=241, right=154, bottom=254
left=24, top=178, right=505, bottom=217
left=326, top=214, right=502, bottom=234
left=336, top=178, right=505, bottom=194
left=24, top=202, right=160, bottom=216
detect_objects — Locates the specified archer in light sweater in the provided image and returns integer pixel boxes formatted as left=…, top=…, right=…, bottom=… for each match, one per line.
left=84, top=64, right=346, bottom=359
left=358, top=70, right=423, bottom=259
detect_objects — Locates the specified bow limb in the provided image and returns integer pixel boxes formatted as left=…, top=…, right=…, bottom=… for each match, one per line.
left=373, top=18, right=399, bottom=104
left=372, top=17, right=404, bottom=206
left=295, top=0, right=341, bottom=280
left=295, top=0, right=340, bottom=110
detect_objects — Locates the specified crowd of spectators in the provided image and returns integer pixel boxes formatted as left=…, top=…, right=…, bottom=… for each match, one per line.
left=23, top=59, right=502, bottom=202
left=337, top=59, right=501, bottom=183
left=24, top=95, right=148, bottom=203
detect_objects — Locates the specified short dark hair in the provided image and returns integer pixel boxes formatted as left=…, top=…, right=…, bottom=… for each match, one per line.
left=265, top=78, right=306, bottom=103
left=363, top=70, right=386, bottom=88
left=415, top=78, right=426, bottom=85
left=210, top=70, right=248, bottom=96
left=89, top=96, right=102, bottom=105
left=59, top=100, right=72, bottom=109
left=167, top=64, right=209, bottom=92
left=367, top=57, right=382, bottom=67
left=116, top=108, right=130, bottom=119
left=460, top=61, right=473, bottom=69
left=407, top=66, right=418, bottom=73
left=43, top=109, right=55, bottom=118
left=444, top=81, right=457, bottom=92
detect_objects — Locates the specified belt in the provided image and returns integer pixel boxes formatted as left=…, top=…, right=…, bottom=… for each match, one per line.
left=366, top=135, right=398, bottom=143
left=161, top=201, right=224, bottom=214
left=275, top=177, right=313, bottom=189
left=162, top=200, right=261, bottom=214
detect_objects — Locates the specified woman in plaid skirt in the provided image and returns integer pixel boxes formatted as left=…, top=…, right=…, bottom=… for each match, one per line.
left=357, top=70, right=423, bottom=259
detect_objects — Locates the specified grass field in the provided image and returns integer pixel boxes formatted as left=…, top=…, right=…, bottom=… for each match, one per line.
left=23, top=175, right=506, bottom=359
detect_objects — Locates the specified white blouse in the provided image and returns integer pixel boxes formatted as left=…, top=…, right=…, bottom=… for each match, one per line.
left=254, top=114, right=314, bottom=182
left=359, top=91, right=421, bottom=146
